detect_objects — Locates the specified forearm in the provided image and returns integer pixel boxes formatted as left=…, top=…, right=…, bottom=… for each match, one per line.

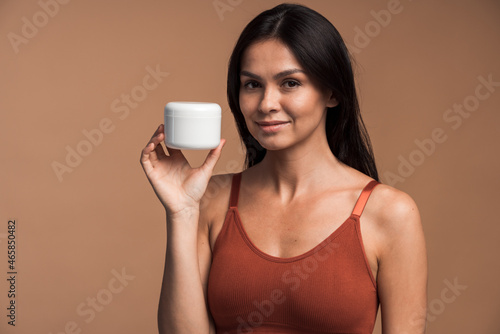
left=158, top=208, right=210, bottom=334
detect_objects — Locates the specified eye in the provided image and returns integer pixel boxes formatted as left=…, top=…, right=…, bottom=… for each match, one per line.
left=283, top=80, right=301, bottom=88
left=242, top=80, right=261, bottom=89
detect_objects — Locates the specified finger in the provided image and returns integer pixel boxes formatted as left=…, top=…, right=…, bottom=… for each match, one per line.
left=141, top=141, right=159, bottom=164
left=159, top=124, right=183, bottom=158
left=141, top=125, right=164, bottom=166
left=146, top=123, right=164, bottom=146
left=140, top=143, right=155, bottom=174
left=165, top=145, right=183, bottom=158
left=149, top=124, right=164, bottom=141
left=154, top=141, right=168, bottom=160
left=200, top=138, right=226, bottom=173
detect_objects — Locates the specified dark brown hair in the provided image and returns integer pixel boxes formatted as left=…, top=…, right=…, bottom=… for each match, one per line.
left=227, top=3, right=379, bottom=181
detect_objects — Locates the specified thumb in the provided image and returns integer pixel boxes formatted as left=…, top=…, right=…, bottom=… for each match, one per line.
left=199, top=139, right=226, bottom=174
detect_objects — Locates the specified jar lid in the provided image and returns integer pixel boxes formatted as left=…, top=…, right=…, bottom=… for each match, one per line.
left=164, top=102, right=221, bottom=117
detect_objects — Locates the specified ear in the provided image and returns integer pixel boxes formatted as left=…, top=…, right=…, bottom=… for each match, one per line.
left=326, top=91, right=339, bottom=108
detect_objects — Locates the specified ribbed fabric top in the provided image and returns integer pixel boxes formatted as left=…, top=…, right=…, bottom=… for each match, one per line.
left=208, top=173, right=380, bottom=334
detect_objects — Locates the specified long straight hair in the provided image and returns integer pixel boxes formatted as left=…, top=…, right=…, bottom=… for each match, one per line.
left=227, top=3, right=379, bottom=181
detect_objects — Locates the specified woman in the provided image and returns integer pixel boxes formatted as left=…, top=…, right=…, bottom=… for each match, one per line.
left=141, top=3, right=427, bottom=334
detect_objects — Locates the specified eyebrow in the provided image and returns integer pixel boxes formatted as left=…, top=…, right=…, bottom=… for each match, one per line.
left=240, top=68, right=305, bottom=81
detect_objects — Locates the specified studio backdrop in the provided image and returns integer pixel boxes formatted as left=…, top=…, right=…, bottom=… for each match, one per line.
left=1, top=0, right=499, bottom=333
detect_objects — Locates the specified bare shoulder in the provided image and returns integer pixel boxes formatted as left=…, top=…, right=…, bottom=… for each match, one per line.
left=370, top=183, right=421, bottom=223
left=366, top=182, right=425, bottom=250
left=366, top=183, right=427, bottom=331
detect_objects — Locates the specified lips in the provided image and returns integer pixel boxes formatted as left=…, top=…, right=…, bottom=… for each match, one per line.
left=255, top=121, right=289, bottom=126
left=255, top=120, right=290, bottom=133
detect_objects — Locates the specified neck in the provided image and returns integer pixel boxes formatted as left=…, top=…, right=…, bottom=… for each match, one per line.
left=253, top=136, right=347, bottom=204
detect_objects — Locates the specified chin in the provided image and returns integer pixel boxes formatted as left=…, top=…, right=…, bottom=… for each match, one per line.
left=254, top=137, right=292, bottom=152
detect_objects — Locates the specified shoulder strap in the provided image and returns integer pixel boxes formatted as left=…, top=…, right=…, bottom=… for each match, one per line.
left=228, top=172, right=242, bottom=209
left=352, top=180, right=380, bottom=217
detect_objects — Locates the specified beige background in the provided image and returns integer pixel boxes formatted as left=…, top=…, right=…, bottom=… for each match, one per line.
left=1, top=0, right=499, bottom=333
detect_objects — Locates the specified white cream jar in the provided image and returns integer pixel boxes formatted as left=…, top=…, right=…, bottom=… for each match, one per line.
left=164, top=102, right=221, bottom=150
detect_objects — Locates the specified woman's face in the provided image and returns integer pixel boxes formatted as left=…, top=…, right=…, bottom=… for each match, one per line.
left=239, top=39, right=338, bottom=152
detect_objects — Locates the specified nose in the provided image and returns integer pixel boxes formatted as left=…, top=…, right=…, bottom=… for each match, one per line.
left=258, top=86, right=280, bottom=113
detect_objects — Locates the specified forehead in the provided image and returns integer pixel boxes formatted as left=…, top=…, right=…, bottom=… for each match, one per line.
left=240, top=39, right=303, bottom=72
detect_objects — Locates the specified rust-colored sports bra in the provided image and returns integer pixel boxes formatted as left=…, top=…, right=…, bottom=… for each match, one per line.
left=208, top=173, right=380, bottom=334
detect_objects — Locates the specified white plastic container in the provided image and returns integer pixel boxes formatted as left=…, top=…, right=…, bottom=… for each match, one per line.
left=164, top=102, right=221, bottom=150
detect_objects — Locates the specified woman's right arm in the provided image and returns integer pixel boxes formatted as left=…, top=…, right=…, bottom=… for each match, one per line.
left=140, top=124, right=225, bottom=334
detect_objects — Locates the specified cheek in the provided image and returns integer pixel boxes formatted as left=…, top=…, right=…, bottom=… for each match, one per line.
left=239, top=93, right=250, bottom=111
left=238, top=100, right=255, bottom=132
left=239, top=100, right=250, bottom=120
left=239, top=94, right=259, bottom=120
left=286, top=93, right=326, bottom=120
